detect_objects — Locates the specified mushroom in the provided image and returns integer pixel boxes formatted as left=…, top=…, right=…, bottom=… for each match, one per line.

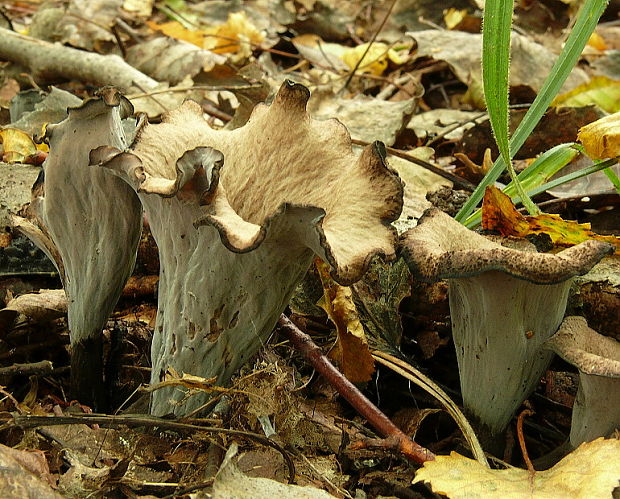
left=400, top=208, right=613, bottom=438
left=544, top=316, right=620, bottom=448
left=91, top=81, right=403, bottom=416
left=14, top=88, right=143, bottom=409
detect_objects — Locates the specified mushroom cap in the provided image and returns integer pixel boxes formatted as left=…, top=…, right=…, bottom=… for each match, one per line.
left=401, top=208, right=614, bottom=284
left=92, top=80, right=404, bottom=285
left=544, top=316, right=620, bottom=377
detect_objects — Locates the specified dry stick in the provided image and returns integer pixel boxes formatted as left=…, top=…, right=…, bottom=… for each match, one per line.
left=340, top=0, right=399, bottom=92
left=278, top=314, right=435, bottom=464
left=0, top=27, right=158, bottom=91
left=0, top=360, right=54, bottom=378
left=351, top=138, right=476, bottom=191
left=8, top=412, right=295, bottom=483
left=517, top=408, right=535, bottom=472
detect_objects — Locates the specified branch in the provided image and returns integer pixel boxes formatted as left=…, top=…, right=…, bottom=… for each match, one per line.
left=0, top=27, right=158, bottom=91
left=278, top=314, right=435, bottom=464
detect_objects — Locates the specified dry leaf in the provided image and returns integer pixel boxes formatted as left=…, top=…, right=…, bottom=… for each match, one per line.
left=203, top=11, right=264, bottom=59
left=413, top=438, right=620, bottom=499
left=578, top=111, right=620, bottom=160
left=340, top=41, right=411, bottom=76
left=482, top=186, right=620, bottom=253
left=0, top=128, right=37, bottom=163
left=316, top=259, right=375, bottom=383
left=146, top=20, right=205, bottom=47
left=553, top=75, right=620, bottom=113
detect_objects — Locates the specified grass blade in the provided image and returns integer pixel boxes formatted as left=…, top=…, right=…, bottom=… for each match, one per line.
left=456, top=0, right=610, bottom=224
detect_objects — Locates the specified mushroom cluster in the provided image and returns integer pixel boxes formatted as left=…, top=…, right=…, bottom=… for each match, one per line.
left=21, top=81, right=404, bottom=416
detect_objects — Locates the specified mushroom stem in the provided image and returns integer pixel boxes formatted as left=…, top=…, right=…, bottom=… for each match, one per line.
left=544, top=316, right=620, bottom=448
left=449, top=271, right=570, bottom=436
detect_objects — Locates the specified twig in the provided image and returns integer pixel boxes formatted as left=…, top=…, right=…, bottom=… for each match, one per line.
left=351, top=138, right=476, bottom=191
left=0, top=360, right=54, bottom=378
left=277, top=314, right=434, bottom=464
left=517, top=408, right=535, bottom=472
left=7, top=412, right=295, bottom=483
left=341, top=0, right=399, bottom=92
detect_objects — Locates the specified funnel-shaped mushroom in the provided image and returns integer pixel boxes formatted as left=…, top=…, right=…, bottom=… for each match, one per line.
left=91, top=81, right=403, bottom=416
left=544, top=316, right=620, bottom=448
left=400, top=208, right=613, bottom=437
left=14, top=88, right=143, bottom=409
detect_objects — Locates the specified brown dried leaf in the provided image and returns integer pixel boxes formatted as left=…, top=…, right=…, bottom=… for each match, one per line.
left=316, top=259, right=375, bottom=383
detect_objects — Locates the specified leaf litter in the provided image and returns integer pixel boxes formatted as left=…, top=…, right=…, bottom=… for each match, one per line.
left=0, top=0, right=619, bottom=497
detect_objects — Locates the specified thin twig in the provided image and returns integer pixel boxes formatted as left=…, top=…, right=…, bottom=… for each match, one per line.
left=517, top=408, right=535, bottom=473
left=351, top=138, right=476, bottom=191
left=278, top=314, right=434, bottom=464
left=7, top=412, right=295, bottom=483
left=340, top=0, right=399, bottom=92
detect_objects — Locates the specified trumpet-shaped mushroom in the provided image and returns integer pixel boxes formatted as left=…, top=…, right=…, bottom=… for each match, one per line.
left=544, top=316, right=620, bottom=448
left=14, top=88, right=143, bottom=409
left=400, top=208, right=613, bottom=437
left=91, top=81, right=403, bottom=416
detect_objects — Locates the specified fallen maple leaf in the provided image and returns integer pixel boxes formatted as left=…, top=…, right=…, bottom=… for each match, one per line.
left=482, top=186, right=620, bottom=254
left=413, top=438, right=620, bottom=499
left=316, top=258, right=375, bottom=383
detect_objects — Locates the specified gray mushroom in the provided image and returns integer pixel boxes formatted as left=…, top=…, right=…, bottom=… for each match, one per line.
left=91, top=81, right=404, bottom=416
left=400, top=208, right=613, bottom=437
left=14, top=88, right=143, bottom=409
left=544, top=316, right=620, bottom=448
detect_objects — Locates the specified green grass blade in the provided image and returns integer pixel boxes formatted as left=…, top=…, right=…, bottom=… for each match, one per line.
left=603, top=167, right=620, bottom=194
left=520, top=157, right=618, bottom=199
left=482, top=0, right=512, bottom=166
left=456, top=0, right=610, bottom=223
left=464, top=143, right=580, bottom=227
left=482, top=0, right=539, bottom=214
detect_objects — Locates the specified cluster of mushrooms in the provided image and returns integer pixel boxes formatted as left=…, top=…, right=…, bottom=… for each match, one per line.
left=15, top=82, right=618, bottom=450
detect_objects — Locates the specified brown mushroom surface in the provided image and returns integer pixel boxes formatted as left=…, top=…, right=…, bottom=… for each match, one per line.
left=400, top=208, right=613, bottom=437
left=92, top=81, right=404, bottom=416
left=544, top=316, right=620, bottom=448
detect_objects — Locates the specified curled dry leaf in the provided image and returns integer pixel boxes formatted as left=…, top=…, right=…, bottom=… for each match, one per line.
left=482, top=185, right=620, bottom=254
left=316, top=258, right=375, bottom=383
left=578, top=109, right=620, bottom=159
left=92, top=80, right=403, bottom=415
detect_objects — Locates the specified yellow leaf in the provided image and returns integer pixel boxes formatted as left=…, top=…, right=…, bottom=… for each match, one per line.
left=482, top=186, right=620, bottom=253
left=413, top=438, right=620, bottom=499
left=587, top=31, right=608, bottom=51
left=341, top=42, right=410, bottom=76
left=552, top=76, right=620, bottom=113
left=0, top=128, right=37, bottom=163
left=578, top=111, right=620, bottom=160
left=203, top=11, right=264, bottom=57
left=444, top=8, right=468, bottom=30
left=316, top=259, right=375, bottom=383
left=147, top=20, right=205, bottom=47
